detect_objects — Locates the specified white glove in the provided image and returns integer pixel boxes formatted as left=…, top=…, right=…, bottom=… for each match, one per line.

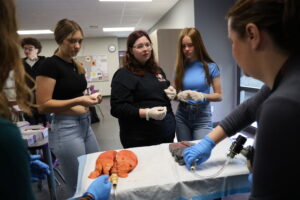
left=189, top=91, right=207, bottom=101
left=90, top=92, right=102, bottom=103
left=164, top=86, right=177, bottom=100
left=146, top=106, right=167, bottom=121
left=90, top=92, right=101, bottom=98
left=177, top=90, right=192, bottom=102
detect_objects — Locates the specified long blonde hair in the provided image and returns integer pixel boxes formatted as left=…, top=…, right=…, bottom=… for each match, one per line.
left=0, top=0, right=32, bottom=120
left=54, top=18, right=85, bottom=74
left=174, top=28, right=215, bottom=90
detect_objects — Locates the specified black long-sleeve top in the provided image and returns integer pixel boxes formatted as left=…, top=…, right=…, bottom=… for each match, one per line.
left=110, top=67, right=174, bottom=140
left=219, top=85, right=271, bottom=137
left=219, top=53, right=300, bottom=199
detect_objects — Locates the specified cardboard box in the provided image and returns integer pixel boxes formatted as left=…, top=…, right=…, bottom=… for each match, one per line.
left=20, top=125, right=48, bottom=144
left=22, top=134, right=35, bottom=146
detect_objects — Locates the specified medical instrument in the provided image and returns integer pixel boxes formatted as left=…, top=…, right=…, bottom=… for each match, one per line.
left=110, top=173, right=118, bottom=199
left=190, top=157, right=231, bottom=179
left=227, top=135, right=254, bottom=172
left=191, top=135, right=253, bottom=178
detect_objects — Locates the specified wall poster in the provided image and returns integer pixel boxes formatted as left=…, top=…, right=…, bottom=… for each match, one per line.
left=76, top=55, right=109, bottom=82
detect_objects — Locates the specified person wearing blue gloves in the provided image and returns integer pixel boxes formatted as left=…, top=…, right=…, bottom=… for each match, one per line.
left=0, top=0, right=111, bottom=200
left=184, top=0, right=300, bottom=199
left=30, top=154, right=51, bottom=182
left=81, top=175, right=112, bottom=200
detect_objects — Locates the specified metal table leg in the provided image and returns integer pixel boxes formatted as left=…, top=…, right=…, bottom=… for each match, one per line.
left=42, top=143, right=57, bottom=200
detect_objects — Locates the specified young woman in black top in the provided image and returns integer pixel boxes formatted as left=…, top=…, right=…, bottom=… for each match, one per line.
left=36, top=19, right=102, bottom=196
left=111, top=30, right=176, bottom=148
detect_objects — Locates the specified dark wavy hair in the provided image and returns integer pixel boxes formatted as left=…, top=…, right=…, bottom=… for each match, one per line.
left=123, top=30, right=160, bottom=76
left=21, top=37, right=42, bottom=54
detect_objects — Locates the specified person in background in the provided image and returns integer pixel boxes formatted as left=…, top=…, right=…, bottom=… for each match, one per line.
left=110, top=30, right=176, bottom=148
left=184, top=0, right=300, bottom=199
left=0, top=1, right=111, bottom=200
left=174, top=27, right=222, bottom=141
left=35, top=18, right=102, bottom=196
left=21, top=37, right=48, bottom=126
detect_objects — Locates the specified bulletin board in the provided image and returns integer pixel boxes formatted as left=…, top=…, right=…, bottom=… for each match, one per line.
left=76, top=55, right=109, bottom=82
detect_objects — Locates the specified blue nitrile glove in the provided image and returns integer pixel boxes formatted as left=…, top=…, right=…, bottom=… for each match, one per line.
left=84, top=175, right=112, bottom=200
left=30, top=154, right=51, bottom=182
left=248, top=173, right=253, bottom=184
left=183, top=136, right=215, bottom=169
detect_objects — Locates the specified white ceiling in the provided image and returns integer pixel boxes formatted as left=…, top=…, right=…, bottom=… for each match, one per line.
left=15, top=0, right=179, bottom=39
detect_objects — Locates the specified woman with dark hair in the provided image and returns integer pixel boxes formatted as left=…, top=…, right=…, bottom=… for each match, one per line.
left=35, top=18, right=102, bottom=196
left=110, top=30, right=176, bottom=148
left=184, top=0, right=300, bottom=199
left=174, top=28, right=222, bottom=141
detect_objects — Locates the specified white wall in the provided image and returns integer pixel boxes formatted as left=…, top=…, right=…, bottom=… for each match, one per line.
left=117, top=38, right=127, bottom=51
left=148, top=0, right=195, bottom=84
left=149, top=0, right=194, bottom=33
left=39, top=37, right=119, bottom=96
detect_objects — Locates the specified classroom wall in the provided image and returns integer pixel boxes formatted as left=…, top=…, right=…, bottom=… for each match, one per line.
left=149, top=0, right=195, bottom=33
left=39, top=37, right=120, bottom=96
left=148, top=0, right=195, bottom=84
left=117, top=38, right=127, bottom=51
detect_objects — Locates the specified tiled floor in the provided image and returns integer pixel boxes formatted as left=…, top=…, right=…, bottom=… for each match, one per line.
left=34, top=97, right=250, bottom=200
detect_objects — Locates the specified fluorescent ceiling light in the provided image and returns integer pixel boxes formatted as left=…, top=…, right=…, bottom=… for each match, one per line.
left=99, top=0, right=151, bottom=2
left=17, top=30, right=53, bottom=35
left=103, top=27, right=135, bottom=32
left=100, top=0, right=151, bottom=2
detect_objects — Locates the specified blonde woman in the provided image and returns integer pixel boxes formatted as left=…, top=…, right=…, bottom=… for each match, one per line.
left=36, top=19, right=101, bottom=196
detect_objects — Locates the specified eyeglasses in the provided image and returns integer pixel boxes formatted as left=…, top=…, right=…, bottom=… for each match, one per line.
left=133, top=42, right=152, bottom=50
left=182, top=43, right=194, bottom=49
left=23, top=47, right=35, bottom=51
left=67, top=38, right=83, bottom=44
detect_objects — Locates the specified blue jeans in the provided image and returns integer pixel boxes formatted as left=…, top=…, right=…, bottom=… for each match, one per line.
left=175, top=102, right=212, bottom=141
left=50, top=112, right=99, bottom=196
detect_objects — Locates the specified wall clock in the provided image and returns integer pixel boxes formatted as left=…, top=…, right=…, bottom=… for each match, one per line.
left=108, top=44, right=116, bottom=53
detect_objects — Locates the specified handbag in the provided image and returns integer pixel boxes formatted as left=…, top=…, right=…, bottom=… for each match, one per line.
left=89, top=106, right=100, bottom=124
